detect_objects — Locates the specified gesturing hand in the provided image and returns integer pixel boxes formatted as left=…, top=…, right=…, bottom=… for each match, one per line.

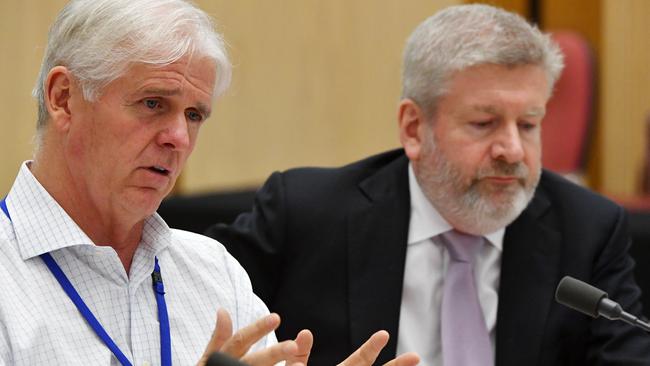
left=197, top=309, right=313, bottom=366
left=337, top=331, right=419, bottom=366
left=197, top=309, right=418, bottom=366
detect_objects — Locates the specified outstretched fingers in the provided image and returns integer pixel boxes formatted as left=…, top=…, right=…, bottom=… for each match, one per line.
left=337, top=330, right=390, bottom=366
left=241, top=339, right=298, bottom=365
left=337, top=331, right=419, bottom=366
left=382, top=352, right=420, bottom=366
left=197, top=308, right=234, bottom=365
left=287, top=329, right=313, bottom=365
left=220, top=313, right=282, bottom=359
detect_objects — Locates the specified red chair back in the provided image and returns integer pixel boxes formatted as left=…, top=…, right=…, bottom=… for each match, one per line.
left=542, top=31, right=595, bottom=174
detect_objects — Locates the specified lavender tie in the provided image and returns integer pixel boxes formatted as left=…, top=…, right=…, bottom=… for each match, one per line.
left=441, top=230, right=493, bottom=366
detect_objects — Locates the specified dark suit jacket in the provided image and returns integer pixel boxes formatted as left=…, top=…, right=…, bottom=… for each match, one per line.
left=206, top=149, right=650, bottom=365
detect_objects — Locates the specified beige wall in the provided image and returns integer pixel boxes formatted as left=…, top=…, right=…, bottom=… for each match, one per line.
left=185, top=0, right=458, bottom=192
left=0, top=1, right=68, bottom=194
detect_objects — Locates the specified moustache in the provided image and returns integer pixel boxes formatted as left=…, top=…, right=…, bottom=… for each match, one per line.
left=476, top=160, right=529, bottom=181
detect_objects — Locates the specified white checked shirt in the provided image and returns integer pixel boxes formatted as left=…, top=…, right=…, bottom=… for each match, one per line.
left=396, top=164, right=504, bottom=365
left=0, top=162, right=275, bottom=365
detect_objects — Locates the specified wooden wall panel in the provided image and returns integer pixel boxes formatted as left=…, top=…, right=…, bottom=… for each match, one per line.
left=185, top=0, right=460, bottom=192
left=465, top=0, right=529, bottom=18
left=601, top=0, right=650, bottom=195
left=0, top=0, right=68, bottom=194
left=542, top=1, right=600, bottom=54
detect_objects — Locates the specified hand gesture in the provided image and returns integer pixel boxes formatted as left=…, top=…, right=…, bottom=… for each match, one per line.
left=198, top=309, right=419, bottom=366
left=197, top=309, right=312, bottom=366
left=337, top=331, right=419, bottom=366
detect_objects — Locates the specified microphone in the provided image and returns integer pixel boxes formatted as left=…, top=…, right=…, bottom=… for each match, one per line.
left=555, top=276, right=650, bottom=332
left=205, top=352, right=249, bottom=366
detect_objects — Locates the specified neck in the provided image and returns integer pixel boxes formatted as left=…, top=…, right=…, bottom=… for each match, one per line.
left=31, top=144, right=144, bottom=274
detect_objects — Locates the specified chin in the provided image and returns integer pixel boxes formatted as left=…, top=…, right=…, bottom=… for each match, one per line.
left=123, top=190, right=165, bottom=217
left=452, top=187, right=532, bottom=235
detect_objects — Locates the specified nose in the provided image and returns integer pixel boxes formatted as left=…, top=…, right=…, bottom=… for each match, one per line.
left=490, top=123, right=524, bottom=163
left=157, top=113, right=191, bottom=151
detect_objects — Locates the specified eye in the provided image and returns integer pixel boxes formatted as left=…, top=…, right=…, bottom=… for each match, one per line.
left=186, top=110, right=204, bottom=123
left=144, top=99, right=161, bottom=109
left=471, top=120, right=493, bottom=129
left=518, top=121, right=538, bottom=131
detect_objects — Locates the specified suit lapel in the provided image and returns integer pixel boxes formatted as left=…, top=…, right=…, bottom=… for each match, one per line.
left=347, top=155, right=410, bottom=364
left=495, top=187, right=562, bottom=366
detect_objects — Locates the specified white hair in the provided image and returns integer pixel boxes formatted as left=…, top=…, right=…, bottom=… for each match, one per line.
left=402, top=4, right=564, bottom=115
left=33, top=0, right=231, bottom=131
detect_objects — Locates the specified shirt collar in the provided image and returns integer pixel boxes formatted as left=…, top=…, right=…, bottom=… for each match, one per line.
left=407, top=163, right=504, bottom=250
left=5, top=161, right=172, bottom=260
left=141, top=211, right=173, bottom=256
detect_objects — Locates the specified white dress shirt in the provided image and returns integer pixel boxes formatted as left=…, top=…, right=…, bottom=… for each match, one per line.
left=396, top=164, right=504, bottom=365
left=0, top=162, right=275, bottom=366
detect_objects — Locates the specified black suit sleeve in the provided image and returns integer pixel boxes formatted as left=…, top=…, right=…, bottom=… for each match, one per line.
left=588, top=206, right=650, bottom=364
left=205, top=172, right=287, bottom=304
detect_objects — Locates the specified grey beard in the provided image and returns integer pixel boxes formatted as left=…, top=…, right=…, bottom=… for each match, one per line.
left=415, top=145, right=540, bottom=235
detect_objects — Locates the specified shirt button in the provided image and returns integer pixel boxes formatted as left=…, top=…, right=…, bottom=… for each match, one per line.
left=142, top=362, right=151, bottom=366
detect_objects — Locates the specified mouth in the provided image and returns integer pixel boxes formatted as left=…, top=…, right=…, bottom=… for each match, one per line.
left=479, top=176, right=526, bottom=191
left=485, top=176, right=518, bottom=182
left=147, top=165, right=171, bottom=177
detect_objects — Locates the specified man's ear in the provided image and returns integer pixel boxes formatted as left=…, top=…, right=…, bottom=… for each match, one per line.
left=398, top=99, right=427, bottom=161
left=44, top=66, right=76, bottom=132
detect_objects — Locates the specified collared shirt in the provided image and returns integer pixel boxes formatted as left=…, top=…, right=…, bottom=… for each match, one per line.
left=0, top=162, right=275, bottom=366
left=396, top=164, right=504, bottom=365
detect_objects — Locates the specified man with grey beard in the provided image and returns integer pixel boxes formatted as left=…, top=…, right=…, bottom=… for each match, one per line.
left=207, top=4, right=650, bottom=366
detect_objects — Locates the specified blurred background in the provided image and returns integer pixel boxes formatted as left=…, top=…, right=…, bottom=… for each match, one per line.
left=2, top=0, right=650, bottom=199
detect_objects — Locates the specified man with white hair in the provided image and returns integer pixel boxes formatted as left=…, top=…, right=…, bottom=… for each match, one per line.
left=0, top=1, right=421, bottom=365
left=209, top=4, right=650, bottom=365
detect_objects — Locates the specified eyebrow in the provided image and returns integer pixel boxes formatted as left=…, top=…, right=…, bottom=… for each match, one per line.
left=524, top=108, right=546, bottom=117
left=472, top=105, right=546, bottom=117
left=138, top=87, right=212, bottom=118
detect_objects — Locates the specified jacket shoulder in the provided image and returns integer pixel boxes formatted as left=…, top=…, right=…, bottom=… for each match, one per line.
left=279, top=148, right=406, bottom=191
left=533, top=170, right=624, bottom=230
left=538, top=170, right=621, bottom=213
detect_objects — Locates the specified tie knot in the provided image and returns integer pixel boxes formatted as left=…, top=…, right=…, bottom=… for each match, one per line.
left=441, top=230, right=483, bottom=263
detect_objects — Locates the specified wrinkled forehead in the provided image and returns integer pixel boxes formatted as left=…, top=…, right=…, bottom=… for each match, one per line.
left=136, top=53, right=217, bottom=87
left=96, top=55, right=218, bottom=101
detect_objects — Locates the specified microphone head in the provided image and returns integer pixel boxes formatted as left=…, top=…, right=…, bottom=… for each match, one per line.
left=205, top=352, right=249, bottom=366
left=555, top=276, right=607, bottom=318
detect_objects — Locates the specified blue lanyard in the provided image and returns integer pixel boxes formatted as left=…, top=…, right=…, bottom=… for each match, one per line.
left=0, top=199, right=8, bottom=221
left=0, top=198, right=171, bottom=366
